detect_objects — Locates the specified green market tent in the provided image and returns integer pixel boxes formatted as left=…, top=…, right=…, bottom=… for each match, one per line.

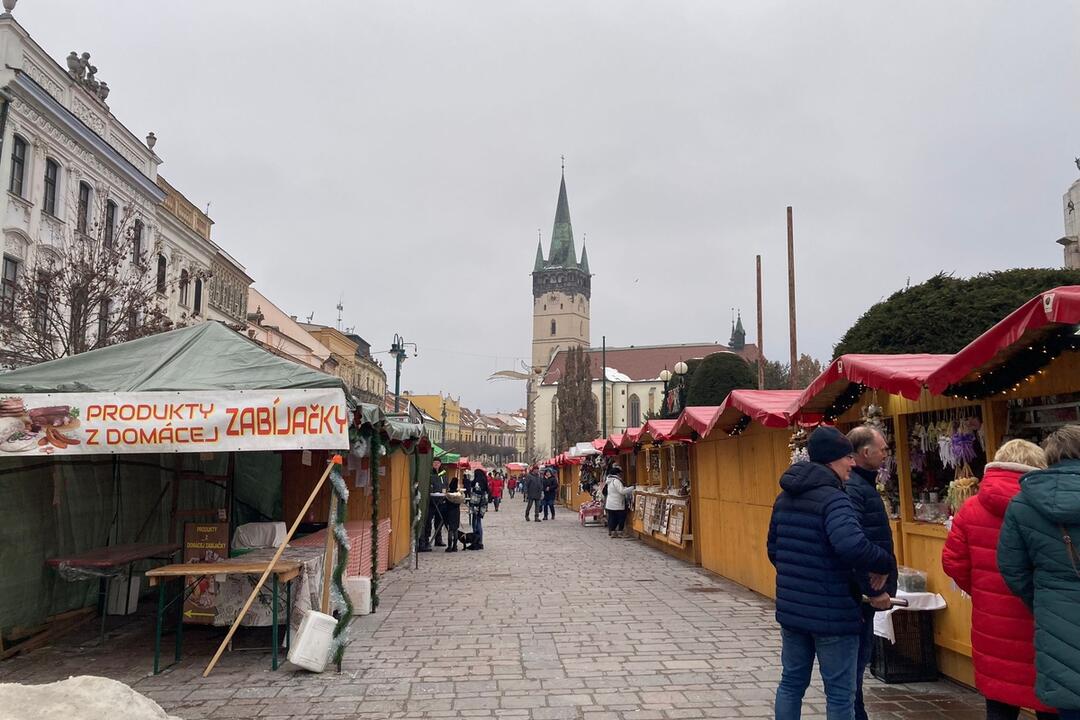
left=0, top=321, right=347, bottom=394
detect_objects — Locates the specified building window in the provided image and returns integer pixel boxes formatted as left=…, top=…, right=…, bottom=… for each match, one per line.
left=131, top=220, right=143, bottom=263
left=156, top=255, right=167, bottom=294
left=550, top=319, right=556, bottom=336
left=193, top=278, right=203, bottom=315
left=1, top=256, right=17, bottom=321
left=104, top=200, right=117, bottom=248
left=628, top=394, right=641, bottom=429
left=8, top=135, right=25, bottom=196
left=77, top=182, right=91, bottom=233
left=179, top=269, right=189, bottom=306
left=43, top=160, right=59, bottom=215
left=97, top=298, right=111, bottom=342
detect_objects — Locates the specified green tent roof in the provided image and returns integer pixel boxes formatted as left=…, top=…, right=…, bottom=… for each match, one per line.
left=0, top=321, right=348, bottom=394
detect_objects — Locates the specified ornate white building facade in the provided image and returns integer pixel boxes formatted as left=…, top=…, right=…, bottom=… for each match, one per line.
left=0, top=8, right=250, bottom=363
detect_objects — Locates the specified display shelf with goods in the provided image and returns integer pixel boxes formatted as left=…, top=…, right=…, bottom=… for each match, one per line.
left=629, top=439, right=694, bottom=560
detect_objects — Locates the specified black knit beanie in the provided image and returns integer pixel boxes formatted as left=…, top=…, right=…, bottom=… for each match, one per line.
left=807, top=426, right=853, bottom=465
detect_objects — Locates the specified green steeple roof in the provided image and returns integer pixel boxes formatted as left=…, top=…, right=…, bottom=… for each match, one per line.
left=533, top=240, right=545, bottom=272
left=547, top=172, right=578, bottom=268
left=579, top=241, right=590, bottom=274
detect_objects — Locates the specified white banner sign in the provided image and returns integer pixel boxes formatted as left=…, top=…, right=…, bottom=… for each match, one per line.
left=0, top=389, right=349, bottom=456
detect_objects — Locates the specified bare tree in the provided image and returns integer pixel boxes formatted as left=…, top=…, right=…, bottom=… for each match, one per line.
left=1, top=190, right=184, bottom=367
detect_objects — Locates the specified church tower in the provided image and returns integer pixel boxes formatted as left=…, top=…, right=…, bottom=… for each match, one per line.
left=531, top=169, right=591, bottom=372
left=1059, top=163, right=1080, bottom=269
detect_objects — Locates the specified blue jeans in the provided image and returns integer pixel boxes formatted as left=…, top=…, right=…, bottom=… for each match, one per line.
left=471, top=511, right=483, bottom=545
left=854, top=607, right=875, bottom=720
left=543, top=498, right=555, bottom=518
left=1060, top=710, right=1080, bottom=720
left=775, top=627, right=859, bottom=720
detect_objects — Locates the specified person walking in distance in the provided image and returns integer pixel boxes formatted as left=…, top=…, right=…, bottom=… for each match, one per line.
left=943, top=439, right=1057, bottom=720
left=541, top=467, right=558, bottom=520
left=768, top=426, right=895, bottom=720
left=443, top=472, right=464, bottom=552
left=844, top=426, right=898, bottom=720
left=488, top=471, right=504, bottom=512
left=604, top=464, right=633, bottom=538
left=418, top=459, right=447, bottom=552
left=998, top=425, right=1080, bottom=719
left=507, top=472, right=518, bottom=499
left=466, top=469, right=490, bottom=550
left=524, top=467, right=543, bottom=521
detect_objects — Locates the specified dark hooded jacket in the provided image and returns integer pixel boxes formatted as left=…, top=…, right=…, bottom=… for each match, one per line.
left=767, top=461, right=895, bottom=636
left=997, top=458, right=1080, bottom=709
left=524, top=471, right=544, bottom=500
left=845, top=465, right=898, bottom=600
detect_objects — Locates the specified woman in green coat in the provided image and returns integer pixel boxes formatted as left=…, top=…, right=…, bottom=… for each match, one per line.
left=998, top=424, right=1080, bottom=717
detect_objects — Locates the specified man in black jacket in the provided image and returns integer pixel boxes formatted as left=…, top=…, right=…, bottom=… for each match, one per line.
left=524, top=468, right=543, bottom=521
left=541, top=467, right=558, bottom=520
left=846, top=425, right=898, bottom=720
left=418, top=459, right=447, bottom=552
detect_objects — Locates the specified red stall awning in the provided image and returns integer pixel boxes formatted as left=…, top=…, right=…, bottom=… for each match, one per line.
left=640, top=419, right=683, bottom=443
left=707, top=390, right=804, bottom=437
left=795, top=354, right=952, bottom=419
left=926, top=286, right=1080, bottom=395
left=619, top=427, right=645, bottom=449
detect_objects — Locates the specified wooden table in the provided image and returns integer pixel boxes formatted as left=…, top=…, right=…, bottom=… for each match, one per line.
left=145, top=558, right=302, bottom=674
left=46, top=543, right=181, bottom=645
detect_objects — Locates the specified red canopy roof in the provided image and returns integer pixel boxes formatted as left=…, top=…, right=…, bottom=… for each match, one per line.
left=619, top=427, right=645, bottom=449
left=795, top=354, right=952, bottom=418
left=926, top=286, right=1080, bottom=395
left=708, top=390, right=804, bottom=437
left=671, top=406, right=723, bottom=437
left=592, top=438, right=606, bottom=451
left=604, top=433, right=625, bottom=454
left=640, top=419, right=685, bottom=443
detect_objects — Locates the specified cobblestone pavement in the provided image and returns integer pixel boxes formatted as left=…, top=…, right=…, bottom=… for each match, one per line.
left=1, top=502, right=983, bottom=719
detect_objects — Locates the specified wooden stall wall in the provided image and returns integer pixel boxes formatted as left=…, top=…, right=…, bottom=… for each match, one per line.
left=388, top=452, right=411, bottom=567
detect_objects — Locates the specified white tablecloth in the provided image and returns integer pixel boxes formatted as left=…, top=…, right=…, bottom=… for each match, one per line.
left=873, top=590, right=946, bottom=643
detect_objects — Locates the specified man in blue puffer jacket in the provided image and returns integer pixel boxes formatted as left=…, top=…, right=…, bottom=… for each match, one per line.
left=845, top=426, right=898, bottom=720
left=768, top=426, right=895, bottom=720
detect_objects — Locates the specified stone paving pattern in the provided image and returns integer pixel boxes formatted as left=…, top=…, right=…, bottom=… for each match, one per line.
left=0, top=503, right=984, bottom=719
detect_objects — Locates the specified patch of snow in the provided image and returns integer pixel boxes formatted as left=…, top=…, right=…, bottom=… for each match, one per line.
left=604, top=367, right=632, bottom=383
left=0, top=676, right=181, bottom=720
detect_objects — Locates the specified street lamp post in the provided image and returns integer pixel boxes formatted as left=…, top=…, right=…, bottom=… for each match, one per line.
left=389, top=333, right=418, bottom=413
left=441, top=398, right=447, bottom=442
left=659, top=368, right=672, bottom=418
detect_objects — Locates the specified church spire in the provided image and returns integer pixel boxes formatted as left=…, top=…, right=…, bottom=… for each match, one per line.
left=547, top=166, right=578, bottom=268
left=729, top=310, right=746, bottom=350
left=579, top=238, right=590, bottom=274
left=533, top=237, right=545, bottom=273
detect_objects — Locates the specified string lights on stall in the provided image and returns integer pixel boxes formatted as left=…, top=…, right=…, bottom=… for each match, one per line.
left=944, top=325, right=1080, bottom=400
left=823, top=382, right=868, bottom=423
left=728, top=414, right=752, bottom=437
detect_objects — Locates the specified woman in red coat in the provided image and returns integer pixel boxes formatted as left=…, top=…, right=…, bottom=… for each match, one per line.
left=488, top=472, right=505, bottom=511
left=942, top=439, right=1057, bottom=720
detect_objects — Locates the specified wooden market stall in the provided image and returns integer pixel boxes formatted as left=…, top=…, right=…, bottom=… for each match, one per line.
left=673, top=391, right=803, bottom=598
left=626, top=419, right=696, bottom=564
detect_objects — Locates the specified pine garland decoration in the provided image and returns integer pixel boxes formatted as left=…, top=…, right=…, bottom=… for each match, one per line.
left=329, top=465, right=352, bottom=669
left=369, top=433, right=382, bottom=613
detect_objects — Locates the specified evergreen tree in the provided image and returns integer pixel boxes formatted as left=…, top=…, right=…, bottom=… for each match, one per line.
left=834, top=269, right=1080, bottom=358
left=556, top=346, right=597, bottom=450
left=685, top=352, right=756, bottom=407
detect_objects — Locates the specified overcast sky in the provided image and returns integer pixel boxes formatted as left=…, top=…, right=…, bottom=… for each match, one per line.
left=19, top=1, right=1080, bottom=412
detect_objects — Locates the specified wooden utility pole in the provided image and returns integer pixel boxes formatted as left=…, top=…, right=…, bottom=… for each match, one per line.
left=787, top=207, right=798, bottom=390
left=756, top=255, right=765, bottom=390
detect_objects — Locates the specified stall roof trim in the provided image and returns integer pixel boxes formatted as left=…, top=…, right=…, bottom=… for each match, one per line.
left=0, top=321, right=348, bottom=394
left=926, top=286, right=1080, bottom=394
left=795, top=353, right=952, bottom=416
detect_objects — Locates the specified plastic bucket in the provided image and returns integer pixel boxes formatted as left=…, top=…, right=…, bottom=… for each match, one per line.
left=287, top=610, right=336, bottom=672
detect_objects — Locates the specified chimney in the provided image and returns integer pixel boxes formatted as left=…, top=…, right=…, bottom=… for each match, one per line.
left=290, top=315, right=297, bottom=321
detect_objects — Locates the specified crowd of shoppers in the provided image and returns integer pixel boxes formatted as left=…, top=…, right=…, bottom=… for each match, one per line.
left=768, top=422, right=1080, bottom=720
